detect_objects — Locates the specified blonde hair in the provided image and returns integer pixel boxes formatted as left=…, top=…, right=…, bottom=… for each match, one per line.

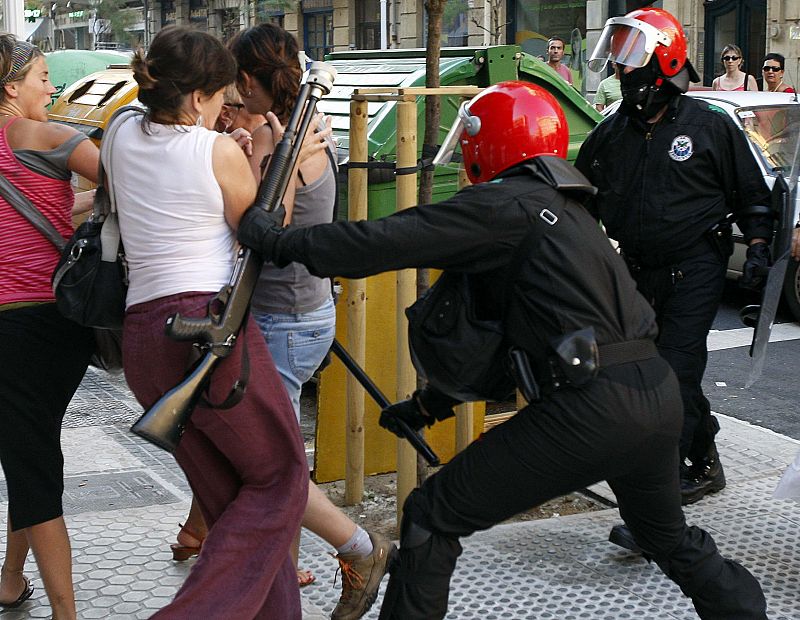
left=223, top=84, right=242, bottom=106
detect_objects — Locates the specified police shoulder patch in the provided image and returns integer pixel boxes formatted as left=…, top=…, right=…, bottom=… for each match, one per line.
left=707, top=104, right=727, bottom=115
left=668, top=135, right=693, bottom=162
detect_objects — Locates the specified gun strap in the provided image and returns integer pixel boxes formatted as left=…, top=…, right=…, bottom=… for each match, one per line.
left=198, top=330, right=251, bottom=410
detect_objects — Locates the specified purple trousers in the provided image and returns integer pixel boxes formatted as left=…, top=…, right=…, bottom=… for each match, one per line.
left=123, top=292, right=307, bottom=619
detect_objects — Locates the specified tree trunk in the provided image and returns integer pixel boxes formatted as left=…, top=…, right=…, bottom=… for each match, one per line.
left=416, top=0, right=447, bottom=487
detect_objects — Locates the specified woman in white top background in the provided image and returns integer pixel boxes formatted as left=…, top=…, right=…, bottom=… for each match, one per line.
left=111, top=26, right=308, bottom=619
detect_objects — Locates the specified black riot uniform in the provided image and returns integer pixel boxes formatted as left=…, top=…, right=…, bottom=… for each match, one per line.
left=237, top=156, right=767, bottom=620
left=575, top=95, right=772, bottom=494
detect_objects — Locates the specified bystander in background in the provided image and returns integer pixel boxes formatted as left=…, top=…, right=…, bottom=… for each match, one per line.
left=547, top=36, right=573, bottom=85
left=594, top=61, right=621, bottom=111
left=712, top=45, right=757, bottom=92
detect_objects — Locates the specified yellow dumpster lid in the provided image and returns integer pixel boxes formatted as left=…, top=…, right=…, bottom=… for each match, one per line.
left=48, top=67, right=138, bottom=140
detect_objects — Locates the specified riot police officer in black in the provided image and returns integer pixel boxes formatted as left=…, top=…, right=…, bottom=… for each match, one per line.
left=576, top=8, right=773, bottom=509
left=236, top=82, right=768, bottom=619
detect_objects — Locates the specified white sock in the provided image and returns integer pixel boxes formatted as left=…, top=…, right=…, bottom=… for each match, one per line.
left=336, top=526, right=373, bottom=558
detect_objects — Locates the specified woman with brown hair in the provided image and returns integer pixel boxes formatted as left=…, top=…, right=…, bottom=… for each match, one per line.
left=712, top=44, right=757, bottom=91
left=0, top=34, right=99, bottom=619
left=171, top=23, right=397, bottom=620
left=113, top=26, right=307, bottom=618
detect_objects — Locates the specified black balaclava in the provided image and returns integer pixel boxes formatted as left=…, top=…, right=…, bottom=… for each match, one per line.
left=619, top=57, right=676, bottom=120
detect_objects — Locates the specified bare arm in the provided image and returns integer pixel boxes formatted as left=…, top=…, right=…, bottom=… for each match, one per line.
left=212, top=134, right=258, bottom=230
left=71, top=189, right=96, bottom=215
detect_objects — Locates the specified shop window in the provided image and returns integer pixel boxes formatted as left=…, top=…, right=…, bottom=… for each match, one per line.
left=256, top=0, right=286, bottom=26
left=303, top=0, right=333, bottom=61
left=443, top=0, right=469, bottom=47
left=356, top=0, right=380, bottom=49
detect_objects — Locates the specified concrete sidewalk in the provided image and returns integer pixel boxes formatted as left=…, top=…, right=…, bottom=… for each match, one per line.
left=1, top=367, right=799, bottom=619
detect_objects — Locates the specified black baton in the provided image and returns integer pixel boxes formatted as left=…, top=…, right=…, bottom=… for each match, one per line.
left=330, top=339, right=440, bottom=467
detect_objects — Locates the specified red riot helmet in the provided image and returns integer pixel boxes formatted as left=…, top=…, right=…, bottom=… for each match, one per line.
left=433, top=81, right=569, bottom=184
left=588, top=7, right=700, bottom=91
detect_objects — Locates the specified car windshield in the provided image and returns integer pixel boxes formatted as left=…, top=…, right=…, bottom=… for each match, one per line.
left=737, top=105, right=800, bottom=182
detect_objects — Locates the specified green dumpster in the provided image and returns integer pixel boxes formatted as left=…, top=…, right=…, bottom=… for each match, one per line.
left=320, top=45, right=601, bottom=219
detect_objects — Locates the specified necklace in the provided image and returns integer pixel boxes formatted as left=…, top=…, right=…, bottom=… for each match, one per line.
left=769, top=80, right=784, bottom=92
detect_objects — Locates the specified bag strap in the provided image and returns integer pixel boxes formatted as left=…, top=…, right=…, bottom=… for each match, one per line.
left=0, top=171, right=67, bottom=251
left=97, top=105, right=145, bottom=262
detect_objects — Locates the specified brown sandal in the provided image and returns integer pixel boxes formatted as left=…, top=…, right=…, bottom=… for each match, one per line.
left=170, top=523, right=205, bottom=561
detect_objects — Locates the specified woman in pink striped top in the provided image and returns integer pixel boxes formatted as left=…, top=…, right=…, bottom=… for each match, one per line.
left=0, top=35, right=99, bottom=620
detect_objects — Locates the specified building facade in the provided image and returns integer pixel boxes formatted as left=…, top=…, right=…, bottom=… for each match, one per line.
left=37, top=0, right=800, bottom=92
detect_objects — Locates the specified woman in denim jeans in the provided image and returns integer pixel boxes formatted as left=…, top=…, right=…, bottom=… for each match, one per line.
left=171, top=23, right=396, bottom=620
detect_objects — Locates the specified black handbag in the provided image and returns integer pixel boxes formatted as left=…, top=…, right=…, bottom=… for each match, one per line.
left=0, top=172, right=124, bottom=372
left=405, top=216, right=551, bottom=403
left=52, top=106, right=142, bottom=331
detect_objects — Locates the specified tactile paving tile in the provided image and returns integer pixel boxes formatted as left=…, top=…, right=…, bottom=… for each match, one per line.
left=65, top=368, right=142, bottom=428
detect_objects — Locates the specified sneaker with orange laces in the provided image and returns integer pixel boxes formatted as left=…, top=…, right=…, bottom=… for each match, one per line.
left=331, top=532, right=398, bottom=620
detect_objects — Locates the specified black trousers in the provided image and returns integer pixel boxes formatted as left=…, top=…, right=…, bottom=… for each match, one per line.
left=630, top=251, right=727, bottom=462
left=378, top=358, right=767, bottom=620
left=0, top=303, right=93, bottom=530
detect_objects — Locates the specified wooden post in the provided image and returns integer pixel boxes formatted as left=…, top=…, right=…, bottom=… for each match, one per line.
left=395, top=97, right=418, bottom=525
left=344, top=98, right=369, bottom=504
left=454, top=166, right=474, bottom=452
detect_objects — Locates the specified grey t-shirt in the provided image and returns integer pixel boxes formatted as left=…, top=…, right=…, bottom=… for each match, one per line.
left=14, top=133, right=87, bottom=179
left=250, top=152, right=335, bottom=314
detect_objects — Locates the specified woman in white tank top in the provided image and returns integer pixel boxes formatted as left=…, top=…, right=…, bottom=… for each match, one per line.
left=114, top=26, right=308, bottom=619
left=170, top=23, right=397, bottom=620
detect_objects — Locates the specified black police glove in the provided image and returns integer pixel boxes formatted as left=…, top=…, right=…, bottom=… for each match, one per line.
left=739, top=242, right=771, bottom=291
left=236, top=206, right=285, bottom=261
left=379, top=387, right=458, bottom=438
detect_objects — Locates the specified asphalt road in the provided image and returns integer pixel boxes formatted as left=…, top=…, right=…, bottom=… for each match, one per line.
left=704, top=279, right=800, bottom=440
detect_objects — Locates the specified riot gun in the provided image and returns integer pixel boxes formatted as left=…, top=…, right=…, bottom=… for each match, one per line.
left=131, top=62, right=338, bottom=452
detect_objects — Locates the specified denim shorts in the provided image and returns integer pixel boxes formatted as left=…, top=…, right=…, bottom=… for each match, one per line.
left=252, top=296, right=336, bottom=420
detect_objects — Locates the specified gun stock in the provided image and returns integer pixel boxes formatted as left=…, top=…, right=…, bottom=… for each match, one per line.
left=131, top=62, right=337, bottom=451
left=131, top=353, right=219, bottom=452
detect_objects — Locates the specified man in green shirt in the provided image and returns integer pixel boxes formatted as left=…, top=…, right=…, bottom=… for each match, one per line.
left=594, top=62, right=622, bottom=111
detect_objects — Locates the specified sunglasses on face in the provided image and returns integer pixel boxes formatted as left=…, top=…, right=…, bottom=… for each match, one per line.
left=223, top=103, right=245, bottom=109
left=722, top=55, right=740, bottom=61
left=763, top=66, right=782, bottom=72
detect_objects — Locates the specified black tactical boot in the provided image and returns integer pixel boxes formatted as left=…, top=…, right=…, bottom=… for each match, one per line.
left=680, top=446, right=726, bottom=505
left=608, top=524, right=643, bottom=554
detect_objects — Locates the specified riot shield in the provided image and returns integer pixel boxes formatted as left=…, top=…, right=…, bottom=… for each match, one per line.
left=744, top=106, right=800, bottom=387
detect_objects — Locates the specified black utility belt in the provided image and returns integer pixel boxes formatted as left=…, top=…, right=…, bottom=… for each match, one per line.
left=545, top=338, right=658, bottom=391
left=624, top=224, right=732, bottom=270
left=512, top=337, right=658, bottom=402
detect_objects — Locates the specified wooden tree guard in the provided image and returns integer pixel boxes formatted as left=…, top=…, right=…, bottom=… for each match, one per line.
left=344, top=98, right=369, bottom=504
left=342, top=86, right=484, bottom=522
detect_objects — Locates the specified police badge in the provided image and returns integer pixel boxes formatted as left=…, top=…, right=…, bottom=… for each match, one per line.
left=669, top=135, right=693, bottom=161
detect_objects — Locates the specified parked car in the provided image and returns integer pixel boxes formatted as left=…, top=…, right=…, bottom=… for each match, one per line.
left=602, top=91, right=800, bottom=321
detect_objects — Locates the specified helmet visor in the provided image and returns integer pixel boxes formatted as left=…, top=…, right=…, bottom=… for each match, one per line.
left=433, top=100, right=481, bottom=167
left=587, top=16, right=671, bottom=72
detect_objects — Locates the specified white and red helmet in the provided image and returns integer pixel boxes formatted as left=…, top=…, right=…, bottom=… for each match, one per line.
left=588, top=8, right=699, bottom=90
